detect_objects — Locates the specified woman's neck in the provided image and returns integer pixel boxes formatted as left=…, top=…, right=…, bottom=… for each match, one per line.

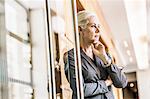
left=81, top=44, right=92, bottom=52
left=80, top=42, right=94, bottom=59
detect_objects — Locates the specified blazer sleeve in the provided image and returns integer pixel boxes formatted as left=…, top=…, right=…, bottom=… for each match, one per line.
left=64, top=50, right=109, bottom=98
left=83, top=79, right=109, bottom=97
left=105, top=64, right=127, bottom=88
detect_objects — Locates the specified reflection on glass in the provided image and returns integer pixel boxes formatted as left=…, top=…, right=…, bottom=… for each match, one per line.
left=8, top=83, right=32, bottom=99
left=48, top=0, right=75, bottom=99
left=5, top=0, right=28, bottom=40
left=7, top=35, right=31, bottom=82
left=5, top=0, right=32, bottom=99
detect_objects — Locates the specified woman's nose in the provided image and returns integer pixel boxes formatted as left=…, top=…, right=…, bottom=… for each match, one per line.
left=95, top=27, right=100, bottom=33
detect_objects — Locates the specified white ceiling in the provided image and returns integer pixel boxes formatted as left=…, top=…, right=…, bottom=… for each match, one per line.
left=98, top=0, right=150, bottom=72
left=98, top=0, right=138, bottom=72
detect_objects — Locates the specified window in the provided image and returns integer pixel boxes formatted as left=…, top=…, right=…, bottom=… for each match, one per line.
left=5, top=0, right=32, bottom=99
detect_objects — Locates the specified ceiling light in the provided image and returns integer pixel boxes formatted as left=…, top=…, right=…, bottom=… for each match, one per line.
left=129, top=57, right=133, bottom=63
left=129, top=83, right=134, bottom=87
left=123, top=40, right=129, bottom=48
left=127, top=50, right=131, bottom=56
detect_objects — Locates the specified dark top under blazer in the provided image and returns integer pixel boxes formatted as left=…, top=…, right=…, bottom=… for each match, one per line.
left=64, top=49, right=127, bottom=99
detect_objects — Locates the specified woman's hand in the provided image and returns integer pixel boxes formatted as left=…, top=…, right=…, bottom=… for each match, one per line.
left=92, top=41, right=106, bottom=55
left=92, top=41, right=111, bottom=65
left=105, top=77, right=113, bottom=86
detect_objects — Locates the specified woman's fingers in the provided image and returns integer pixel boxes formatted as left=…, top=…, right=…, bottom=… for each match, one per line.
left=105, top=79, right=113, bottom=86
left=93, top=41, right=104, bottom=50
left=92, top=46, right=99, bottom=55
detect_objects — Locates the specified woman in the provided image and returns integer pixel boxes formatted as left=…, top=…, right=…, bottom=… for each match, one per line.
left=64, top=10, right=127, bottom=99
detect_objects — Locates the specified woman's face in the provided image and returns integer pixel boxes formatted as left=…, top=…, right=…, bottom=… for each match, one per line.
left=81, top=16, right=100, bottom=44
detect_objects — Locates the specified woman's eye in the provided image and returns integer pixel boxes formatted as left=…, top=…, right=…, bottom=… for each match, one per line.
left=91, top=25, right=97, bottom=28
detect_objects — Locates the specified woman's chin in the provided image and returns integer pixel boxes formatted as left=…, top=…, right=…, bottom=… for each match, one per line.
left=93, top=40, right=98, bottom=43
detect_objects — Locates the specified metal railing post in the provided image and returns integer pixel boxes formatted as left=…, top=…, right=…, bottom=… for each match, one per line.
left=71, top=0, right=84, bottom=99
left=45, top=0, right=56, bottom=99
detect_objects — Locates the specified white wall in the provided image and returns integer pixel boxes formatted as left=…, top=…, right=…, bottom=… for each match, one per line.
left=30, top=9, right=48, bottom=99
left=137, top=69, right=150, bottom=99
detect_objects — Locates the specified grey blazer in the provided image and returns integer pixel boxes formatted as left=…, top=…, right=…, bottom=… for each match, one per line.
left=64, top=49, right=127, bottom=99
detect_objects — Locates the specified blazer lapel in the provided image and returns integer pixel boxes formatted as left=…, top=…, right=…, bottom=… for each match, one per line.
left=94, top=55, right=104, bottom=67
left=94, top=55, right=109, bottom=79
left=80, top=49, right=100, bottom=73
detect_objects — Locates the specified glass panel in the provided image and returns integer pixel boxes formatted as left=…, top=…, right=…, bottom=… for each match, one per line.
left=47, top=0, right=76, bottom=99
left=6, top=35, right=31, bottom=82
left=8, top=83, right=32, bottom=99
left=5, top=0, right=28, bottom=40
left=5, top=0, right=32, bottom=99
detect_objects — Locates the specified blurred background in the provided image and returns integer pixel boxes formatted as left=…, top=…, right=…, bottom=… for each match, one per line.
left=0, top=0, right=150, bottom=99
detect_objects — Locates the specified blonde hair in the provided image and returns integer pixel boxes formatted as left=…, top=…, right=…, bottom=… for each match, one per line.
left=77, top=10, right=97, bottom=29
